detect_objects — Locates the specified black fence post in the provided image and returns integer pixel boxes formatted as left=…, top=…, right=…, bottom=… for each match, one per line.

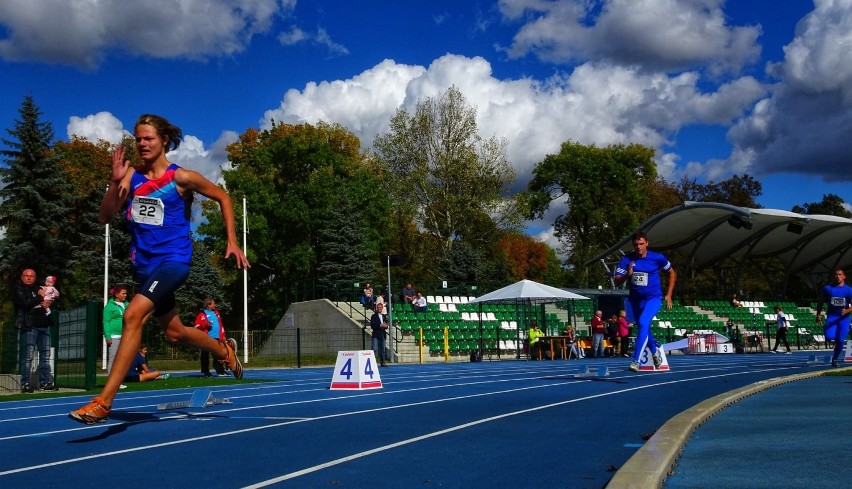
left=85, top=301, right=99, bottom=390
left=296, top=327, right=301, bottom=368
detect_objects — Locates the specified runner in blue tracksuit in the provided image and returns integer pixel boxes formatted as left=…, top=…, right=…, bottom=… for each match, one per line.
left=816, top=268, right=852, bottom=367
left=614, top=232, right=676, bottom=371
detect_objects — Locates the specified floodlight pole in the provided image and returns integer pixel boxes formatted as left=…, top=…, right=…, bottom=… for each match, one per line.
left=387, top=255, right=396, bottom=363
left=102, top=222, right=109, bottom=369
left=242, top=197, right=249, bottom=364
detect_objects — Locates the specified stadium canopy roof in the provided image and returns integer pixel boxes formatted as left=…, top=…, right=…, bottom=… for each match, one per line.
left=588, top=202, right=852, bottom=288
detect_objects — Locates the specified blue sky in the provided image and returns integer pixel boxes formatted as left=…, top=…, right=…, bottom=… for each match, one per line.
left=1, top=0, right=850, bottom=248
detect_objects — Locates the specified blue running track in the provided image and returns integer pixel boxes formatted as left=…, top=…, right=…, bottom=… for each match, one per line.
left=0, top=352, right=839, bottom=488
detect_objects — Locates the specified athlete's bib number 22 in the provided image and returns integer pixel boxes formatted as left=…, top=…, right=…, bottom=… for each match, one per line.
left=131, top=197, right=165, bottom=226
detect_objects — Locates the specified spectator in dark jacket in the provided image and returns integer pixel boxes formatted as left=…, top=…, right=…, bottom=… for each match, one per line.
left=370, top=303, right=389, bottom=367
left=13, top=269, right=56, bottom=392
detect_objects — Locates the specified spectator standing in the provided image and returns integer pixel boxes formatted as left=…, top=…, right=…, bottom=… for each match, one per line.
left=13, top=268, right=57, bottom=392
left=374, top=289, right=385, bottom=312
left=69, top=114, right=247, bottom=425
left=816, top=268, right=852, bottom=367
left=529, top=322, right=546, bottom=359
left=194, top=297, right=228, bottom=376
left=614, top=232, right=676, bottom=372
left=124, top=345, right=169, bottom=382
left=103, top=284, right=128, bottom=375
left=370, top=302, right=389, bottom=367
left=771, top=305, right=791, bottom=353
left=617, top=309, right=631, bottom=357
left=401, top=283, right=416, bottom=308
left=606, top=314, right=620, bottom=357
left=412, top=292, right=428, bottom=313
left=591, top=310, right=606, bottom=358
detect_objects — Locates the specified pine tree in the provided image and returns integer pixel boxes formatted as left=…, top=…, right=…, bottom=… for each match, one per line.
left=316, top=191, right=376, bottom=299
left=0, top=96, right=74, bottom=286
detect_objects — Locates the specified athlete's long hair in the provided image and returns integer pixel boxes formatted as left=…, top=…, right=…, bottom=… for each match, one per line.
left=135, top=114, right=182, bottom=153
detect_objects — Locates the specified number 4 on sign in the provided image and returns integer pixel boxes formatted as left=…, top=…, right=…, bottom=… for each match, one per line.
left=329, top=350, right=384, bottom=390
left=638, top=345, right=670, bottom=371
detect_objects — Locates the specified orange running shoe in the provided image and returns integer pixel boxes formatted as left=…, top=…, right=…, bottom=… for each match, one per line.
left=225, top=338, right=243, bottom=379
left=69, top=397, right=111, bottom=424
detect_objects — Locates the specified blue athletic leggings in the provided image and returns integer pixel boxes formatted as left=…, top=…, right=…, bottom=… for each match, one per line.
left=824, top=315, right=851, bottom=360
left=630, top=296, right=663, bottom=362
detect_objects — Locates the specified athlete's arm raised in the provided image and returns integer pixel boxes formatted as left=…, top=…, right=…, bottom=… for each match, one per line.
left=99, top=146, right=134, bottom=224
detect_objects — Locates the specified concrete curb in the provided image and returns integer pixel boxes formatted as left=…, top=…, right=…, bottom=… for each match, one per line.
left=606, top=366, right=852, bottom=488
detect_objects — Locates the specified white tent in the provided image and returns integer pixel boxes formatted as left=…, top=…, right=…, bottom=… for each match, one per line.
left=468, top=280, right=590, bottom=359
left=470, top=279, right=590, bottom=304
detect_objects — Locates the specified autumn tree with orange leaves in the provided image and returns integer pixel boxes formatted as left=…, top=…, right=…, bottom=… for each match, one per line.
left=498, top=232, right=559, bottom=282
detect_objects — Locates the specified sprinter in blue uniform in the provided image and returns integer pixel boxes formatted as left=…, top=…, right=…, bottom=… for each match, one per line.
left=614, top=232, right=676, bottom=371
left=70, top=114, right=250, bottom=424
left=816, top=269, right=852, bottom=367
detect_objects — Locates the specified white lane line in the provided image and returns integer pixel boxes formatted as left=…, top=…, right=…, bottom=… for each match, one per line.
left=0, top=372, right=582, bottom=441
left=0, top=367, right=581, bottom=426
left=241, top=369, right=772, bottom=488
left=0, top=368, right=779, bottom=478
left=0, top=364, right=800, bottom=438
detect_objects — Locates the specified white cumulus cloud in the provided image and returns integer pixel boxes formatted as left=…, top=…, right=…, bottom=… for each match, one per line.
left=263, top=54, right=765, bottom=187
left=498, top=0, right=762, bottom=74
left=721, top=0, right=852, bottom=181
left=0, top=0, right=288, bottom=69
left=67, top=111, right=127, bottom=144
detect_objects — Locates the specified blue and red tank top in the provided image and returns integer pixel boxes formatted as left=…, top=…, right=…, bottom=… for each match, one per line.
left=125, top=163, right=192, bottom=272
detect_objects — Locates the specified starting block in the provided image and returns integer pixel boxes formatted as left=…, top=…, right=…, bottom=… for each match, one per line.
left=573, top=365, right=610, bottom=378
left=157, top=388, right=231, bottom=411
left=806, top=354, right=833, bottom=366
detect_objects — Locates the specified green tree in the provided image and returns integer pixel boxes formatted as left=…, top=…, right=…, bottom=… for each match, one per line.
left=525, top=141, right=657, bottom=287
left=792, top=193, right=851, bottom=217
left=373, top=86, right=517, bottom=263
left=53, top=137, right=135, bottom=304
left=200, top=122, right=389, bottom=328
left=677, top=174, right=762, bottom=207
left=0, top=96, right=74, bottom=288
left=442, top=239, right=510, bottom=296
left=316, top=190, right=378, bottom=299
